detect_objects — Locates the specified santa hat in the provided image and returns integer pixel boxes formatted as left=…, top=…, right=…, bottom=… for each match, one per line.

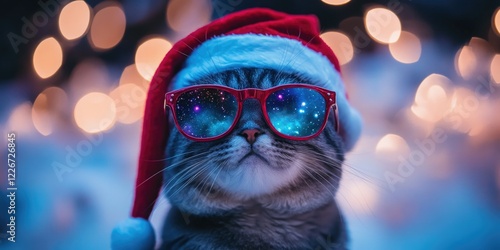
left=111, top=8, right=362, bottom=249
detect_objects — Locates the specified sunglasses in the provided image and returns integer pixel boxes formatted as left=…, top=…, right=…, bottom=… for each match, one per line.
left=164, top=84, right=339, bottom=142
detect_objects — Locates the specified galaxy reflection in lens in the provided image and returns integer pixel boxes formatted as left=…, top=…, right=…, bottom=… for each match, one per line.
left=266, top=87, right=326, bottom=137
left=175, top=88, right=237, bottom=138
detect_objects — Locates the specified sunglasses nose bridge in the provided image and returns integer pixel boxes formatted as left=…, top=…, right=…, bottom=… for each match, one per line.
left=240, top=88, right=264, bottom=101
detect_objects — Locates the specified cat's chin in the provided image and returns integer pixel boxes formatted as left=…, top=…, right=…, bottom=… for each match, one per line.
left=214, top=158, right=302, bottom=198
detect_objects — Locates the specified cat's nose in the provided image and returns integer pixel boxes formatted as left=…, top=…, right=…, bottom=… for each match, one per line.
left=239, top=129, right=263, bottom=144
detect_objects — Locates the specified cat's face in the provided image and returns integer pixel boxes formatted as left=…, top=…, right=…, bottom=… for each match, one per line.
left=164, top=68, right=345, bottom=215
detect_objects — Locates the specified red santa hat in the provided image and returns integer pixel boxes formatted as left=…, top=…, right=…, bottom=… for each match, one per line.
left=111, top=8, right=362, bottom=249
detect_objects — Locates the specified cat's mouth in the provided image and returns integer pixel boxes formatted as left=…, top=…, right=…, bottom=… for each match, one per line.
left=238, top=151, right=269, bottom=165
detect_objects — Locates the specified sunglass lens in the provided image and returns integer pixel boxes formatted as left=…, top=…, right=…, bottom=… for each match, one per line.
left=266, top=87, right=326, bottom=137
left=175, top=88, right=238, bottom=138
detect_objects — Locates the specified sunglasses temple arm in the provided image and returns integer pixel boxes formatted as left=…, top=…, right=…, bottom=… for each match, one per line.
left=332, top=104, right=340, bottom=134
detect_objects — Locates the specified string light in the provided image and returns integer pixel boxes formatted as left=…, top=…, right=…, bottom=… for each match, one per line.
left=88, top=2, right=126, bottom=50
left=375, top=133, right=410, bottom=158
left=120, top=64, right=149, bottom=88
left=109, top=84, right=146, bottom=124
left=33, top=37, right=63, bottom=79
left=490, top=54, right=500, bottom=84
left=321, top=0, right=351, bottom=6
left=389, top=31, right=421, bottom=64
left=135, top=37, right=172, bottom=81
left=364, top=8, right=401, bottom=44
left=32, top=87, right=67, bottom=136
left=455, top=45, right=477, bottom=80
left=7, top=102, right=34, bottom=134
left=166, top=0, right=212, bottom=35
left=320, top=31, right=354, bottom=65
left=74, top=92, right=116, bottom=133
left=493, top=8, right=500, bottom=36
left=59, top=0, right=91, bottom=40
left=412, top=74, right=452, bottom=123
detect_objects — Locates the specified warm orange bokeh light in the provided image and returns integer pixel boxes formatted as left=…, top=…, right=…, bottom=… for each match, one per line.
left=32, top=87, right=67, bottom=136
left=120, top=64, right=149, bottom=88
left=389, top=31, right=421, bottom=64
left=33, top=37, right=63, bottom=79
left=74, top=92, right=116, bottom=133
left=375, top=133, right=410, bottom=158
left=320, top=31, right=354, bottom=65
left=412, top=74, right=452, bottom=123
left=493, top=8, right=500, bottom=36
left=135, top=38, right=172, bottom=81
left=89, top=3, right=126, bottom=50
left=364, top=8, right=401, bottom=44
left=109, top=84, right=147, bottom=124
left=166, top=0, right=212, bottom=35
left=455, top=46, right=477, bottom=80
left=7, top=102, right=34, bottom=134
left=321, top=0, right=351, bottom=6
left=490, top=54, right=500, bottom=84
left=59, top=0, right=91, bottom=40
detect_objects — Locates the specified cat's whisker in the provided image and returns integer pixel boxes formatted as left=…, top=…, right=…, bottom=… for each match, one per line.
left=194, top=164, right=220, bottom=194
left=169, top=164, right=211, bottom=197
left=305, top=151, right=387, bottom=189
left=164, top=159, right=209, bottom=193
left=137, top=151, right=210, bottom=188
left=299, top=165, right=338, bottom=200
left=207, top=166, right=224, bottom=195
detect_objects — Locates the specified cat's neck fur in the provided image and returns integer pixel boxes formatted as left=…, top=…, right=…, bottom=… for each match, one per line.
left=162, top=200, right=347, bottom=249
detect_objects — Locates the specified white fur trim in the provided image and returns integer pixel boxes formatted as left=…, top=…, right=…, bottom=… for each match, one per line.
left=172, top=34, right=362, bottom=151
left=111, top=217, right=155, bottom=250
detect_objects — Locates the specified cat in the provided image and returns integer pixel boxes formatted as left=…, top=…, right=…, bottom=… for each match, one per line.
left=160, top=68, right=348, bottom=250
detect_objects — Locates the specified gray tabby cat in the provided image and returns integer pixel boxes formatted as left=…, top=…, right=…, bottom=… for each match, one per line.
left=161, top=68, right=347, bottom=249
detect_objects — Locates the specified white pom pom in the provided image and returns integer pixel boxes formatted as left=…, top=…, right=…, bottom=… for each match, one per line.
left=111, top=217, right=155, bottom=250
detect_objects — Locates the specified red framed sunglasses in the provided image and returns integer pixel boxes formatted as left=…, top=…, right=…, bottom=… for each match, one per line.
left=164, top=84, right=339, bottom=142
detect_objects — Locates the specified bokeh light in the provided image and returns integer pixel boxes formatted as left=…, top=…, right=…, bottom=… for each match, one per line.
left=412, top=74, right=452, bottom=123
left=88, top=2, right=126, bottom=50
left=166, top=0, right=212, bottom=35
left=59, top=0, right=91, bottom=40
left=493, top=8, right=500, bottom=36
left=74, top=92, right=116, bottom=133
left=448, top=87, right=480, bottom=134
left=120, top=64, right=148, bottom=88
left=364, top=8, right=401, bottom=44
left=33, top=37, right=63, bottom=79
left=109, top=84, right=146, bottom=124
left=32, top=87, right=68, bottom=136
left=135, top=37, right=172, bottom=81
left=375, top=133, right=410, bottom=158
left=389, top=31, right=421, bottom=64
left=320, top=31, right=354, bottom=65
left=68, top=58, right=110, bottom=98
left=7, top=102, right=34, bottom=134
left=491, top=54, right=500, bottom=84
left=321, top=0, right=351, bottom=6
left=455, top=45, right=477, bottom=80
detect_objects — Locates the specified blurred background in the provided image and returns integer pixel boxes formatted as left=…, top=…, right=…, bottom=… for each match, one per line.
left=1, top=0, right=500, bottom=249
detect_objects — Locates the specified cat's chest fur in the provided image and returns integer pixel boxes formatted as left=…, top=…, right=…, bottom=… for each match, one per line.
left=162, top=201, right=346, bottom=249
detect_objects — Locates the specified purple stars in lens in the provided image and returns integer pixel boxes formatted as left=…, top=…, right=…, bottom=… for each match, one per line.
left=194, top=106, right=200, bottom=111
left=278, top=94, right=283, bottom=99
